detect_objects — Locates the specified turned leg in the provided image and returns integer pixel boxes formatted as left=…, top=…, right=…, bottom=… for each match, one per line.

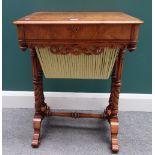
left=30, top=48, right=49, bottom=147
left=104, top=62, right=117, bottom=117
left=104, top=48, right=126, bottom=152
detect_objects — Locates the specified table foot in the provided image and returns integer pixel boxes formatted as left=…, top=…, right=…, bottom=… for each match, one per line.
left=31, top=115, right=42, bottom=148
left=110, top=118, right=119, bottom=153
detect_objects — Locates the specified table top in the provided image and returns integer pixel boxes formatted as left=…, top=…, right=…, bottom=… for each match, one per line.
left=13, top=12, right=144, bottom=24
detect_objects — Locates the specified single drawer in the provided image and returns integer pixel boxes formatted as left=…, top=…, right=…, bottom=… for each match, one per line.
left=21, top=24, right=132, bottom=40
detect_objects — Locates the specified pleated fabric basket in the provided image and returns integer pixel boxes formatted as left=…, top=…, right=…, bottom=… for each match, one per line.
left=36, top=47, right=119, bottom=79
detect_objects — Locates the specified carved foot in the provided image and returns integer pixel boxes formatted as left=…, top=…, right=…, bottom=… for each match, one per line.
left=31, top=115, right=42, bottom=148
left=110, top=118, right=119, bottom=152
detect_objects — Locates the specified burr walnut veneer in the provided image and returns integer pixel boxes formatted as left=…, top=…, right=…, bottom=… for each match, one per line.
left=14, top=12, right=143, bottom=152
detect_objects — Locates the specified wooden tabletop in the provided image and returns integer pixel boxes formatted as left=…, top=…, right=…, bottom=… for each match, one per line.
left=13, top=12, right=144, bottom=24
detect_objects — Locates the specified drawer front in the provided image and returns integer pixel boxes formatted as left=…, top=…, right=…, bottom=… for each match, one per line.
left=23, top=24, right=132, bottom=40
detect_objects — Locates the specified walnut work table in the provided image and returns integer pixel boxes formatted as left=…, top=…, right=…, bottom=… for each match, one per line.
left=14, top=12, right=143, bottom=152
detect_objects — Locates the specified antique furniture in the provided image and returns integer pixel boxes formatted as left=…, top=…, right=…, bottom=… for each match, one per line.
left=13, top=12, right=143, bottom=152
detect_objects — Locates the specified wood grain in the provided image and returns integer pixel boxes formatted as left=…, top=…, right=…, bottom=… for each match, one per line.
left=13, top=12, right=144, bottom=24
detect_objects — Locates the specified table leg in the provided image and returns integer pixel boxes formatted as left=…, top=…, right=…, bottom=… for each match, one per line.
left=30, top=48, right=50, bottom=147
left=110, top=118, right=119, bottom=152
left=104, top=48, right=126, bottom=152
left=31, top=115, right=42, bottom=147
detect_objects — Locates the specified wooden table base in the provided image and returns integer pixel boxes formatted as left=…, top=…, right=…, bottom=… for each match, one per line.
left=31, top=105, right=119, bottom=153
left=28, top=47, right=123, bottom=153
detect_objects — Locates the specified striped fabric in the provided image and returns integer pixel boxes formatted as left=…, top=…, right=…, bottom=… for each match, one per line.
left=36, top=47, right=119, bottom=79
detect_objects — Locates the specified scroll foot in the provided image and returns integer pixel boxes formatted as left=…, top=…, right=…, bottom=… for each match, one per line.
left=110, top=118, right=119, bottom=152
left=31, top=115, right=42, bottom=148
